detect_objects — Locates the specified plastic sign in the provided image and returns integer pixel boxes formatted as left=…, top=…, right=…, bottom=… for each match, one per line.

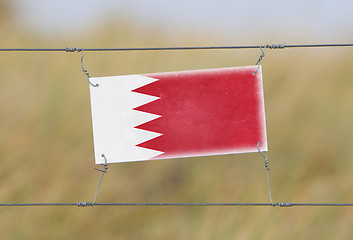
left=89, top=66, right=267, bottom=164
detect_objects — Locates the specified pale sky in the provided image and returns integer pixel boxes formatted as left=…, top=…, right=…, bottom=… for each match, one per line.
left=10, top=0, right=353, bottom=42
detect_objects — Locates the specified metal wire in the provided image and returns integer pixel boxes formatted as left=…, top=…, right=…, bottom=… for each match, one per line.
left=257, top=142, right=274, bottom=205
left=92, top=154, right=108, bottom=206
left=80, top=49, right=99, bottom=87
left=0, top=43, right=353, bottom=52
left=0, top=203, right=78, bottom=206
left=253, top=46, right=267, bottom=75
left=1, top=202, right=353, bottom=207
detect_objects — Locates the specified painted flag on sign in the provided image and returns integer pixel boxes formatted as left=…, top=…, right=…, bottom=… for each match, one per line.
left=89, top=66, right=267, bottom=164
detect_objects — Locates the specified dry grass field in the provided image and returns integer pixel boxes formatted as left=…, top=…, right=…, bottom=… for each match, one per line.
left=1, top=9, right=353, bottom=239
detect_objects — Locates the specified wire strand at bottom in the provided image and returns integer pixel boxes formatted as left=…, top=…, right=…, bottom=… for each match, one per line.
left=1, top=202, right=353, bottom=207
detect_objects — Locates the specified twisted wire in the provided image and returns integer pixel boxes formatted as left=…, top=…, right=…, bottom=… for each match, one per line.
left=0, top=43, right=352, bottom=52
left=80, top=49, right=98, bottom=87
left=257, top=142, right=274, bottom=205
left=1, top=202, right=353, bottom=207
left=92, top=154, right=108, bottom=206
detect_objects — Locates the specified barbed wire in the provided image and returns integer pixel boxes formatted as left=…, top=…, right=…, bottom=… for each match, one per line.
left=0, top=43, right=352, bottom=52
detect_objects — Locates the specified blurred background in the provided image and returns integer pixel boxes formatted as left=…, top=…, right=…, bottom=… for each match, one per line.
left=1, top=0, right=353, bottom=239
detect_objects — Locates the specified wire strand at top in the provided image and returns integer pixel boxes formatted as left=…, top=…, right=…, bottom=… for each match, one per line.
left=0, top=43, right=353, bottom=52
left=1, top=202, right=353, bottom=207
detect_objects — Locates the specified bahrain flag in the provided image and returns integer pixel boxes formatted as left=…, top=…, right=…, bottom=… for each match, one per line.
left=89, top=66, right=267, bottom=164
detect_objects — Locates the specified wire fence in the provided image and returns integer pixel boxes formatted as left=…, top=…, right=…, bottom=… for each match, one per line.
left=1, top=42, right=353, bottom=207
